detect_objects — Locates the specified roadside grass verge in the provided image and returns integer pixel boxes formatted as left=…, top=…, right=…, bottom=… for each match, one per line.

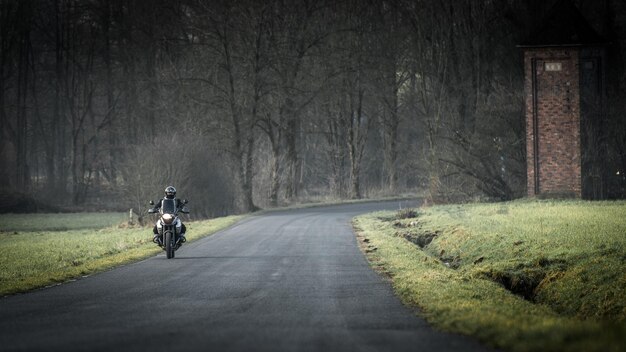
left=0, top=214, right=244, bottom=296
left=353, top=200, right=626, bottom=352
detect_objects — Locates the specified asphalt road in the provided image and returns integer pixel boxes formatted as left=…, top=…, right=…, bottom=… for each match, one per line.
left=0, top=201, right=491, bottom=352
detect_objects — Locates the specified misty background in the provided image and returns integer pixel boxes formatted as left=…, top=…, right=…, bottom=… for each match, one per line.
left=1, top=0, right=625, bottom=217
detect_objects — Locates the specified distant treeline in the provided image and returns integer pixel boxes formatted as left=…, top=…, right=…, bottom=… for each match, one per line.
left=1, top=0, right=625, bottom=216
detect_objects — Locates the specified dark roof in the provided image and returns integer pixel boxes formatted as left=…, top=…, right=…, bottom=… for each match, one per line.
left=519, top=0, right=606, bottom=47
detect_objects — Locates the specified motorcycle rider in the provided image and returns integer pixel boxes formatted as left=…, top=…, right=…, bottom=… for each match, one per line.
left=150, top=186, right=187, bottom=243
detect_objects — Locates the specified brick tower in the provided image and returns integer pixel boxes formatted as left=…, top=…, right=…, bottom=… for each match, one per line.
left=520, top=0, right=607, bottom=199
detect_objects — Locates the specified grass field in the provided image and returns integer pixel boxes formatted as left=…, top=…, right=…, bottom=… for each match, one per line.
left=0, top=212, right=127, bottom=231
left=354, top=199, right=626, bottom=352
left=0, top=213, right=244, bottom=296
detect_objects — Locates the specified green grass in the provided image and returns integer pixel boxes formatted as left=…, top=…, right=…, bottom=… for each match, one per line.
left=354, top=199, right=626, bottom=352
left=0, top=214, right=244, bottom=296
left=0, top=212, right=127, bottom=231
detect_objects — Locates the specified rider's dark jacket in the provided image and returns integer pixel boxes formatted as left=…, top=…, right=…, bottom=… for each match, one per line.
left=151, top=197, right=185, bottom=212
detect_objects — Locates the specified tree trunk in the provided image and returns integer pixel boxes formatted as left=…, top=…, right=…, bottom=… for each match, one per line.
left=283, top=97, right=299, bottom=201
left=261, top=114, right=282, bottom=207
left=222, top=28, right=256, bottom=212
left=102, top=0, right=117, bottom=186
left=269, top=143, right=281, bottom=206
left=243, top=134, right=255, bottom=211
left=15, top=2, right=31, bottom=192
left=326, top=112, right=347, bottom=199
left=383, top=99, right=399, bottom=194
left=348, top=89, right=367, bottom=200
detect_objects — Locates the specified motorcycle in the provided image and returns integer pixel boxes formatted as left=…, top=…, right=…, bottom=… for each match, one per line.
left=148, top=198, right=189, bottom=259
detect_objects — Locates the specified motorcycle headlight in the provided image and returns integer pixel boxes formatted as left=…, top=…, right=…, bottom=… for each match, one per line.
left=162, top=213, right=174, bottom=224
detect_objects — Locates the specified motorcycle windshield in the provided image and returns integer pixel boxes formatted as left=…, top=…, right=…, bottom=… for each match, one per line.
left=161, top=199, right=177, bottom=214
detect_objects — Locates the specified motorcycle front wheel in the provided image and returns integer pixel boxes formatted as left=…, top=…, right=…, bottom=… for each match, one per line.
left=165, top=231, right=175, bottom=259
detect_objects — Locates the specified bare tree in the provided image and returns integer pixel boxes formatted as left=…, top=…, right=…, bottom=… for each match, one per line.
left=371, top=1, right=412, bottom=194
left=2, top=0, right=625, bottom=212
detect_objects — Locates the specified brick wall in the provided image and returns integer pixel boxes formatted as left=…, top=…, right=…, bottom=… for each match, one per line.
left=525, top=48, right=582, bottom=197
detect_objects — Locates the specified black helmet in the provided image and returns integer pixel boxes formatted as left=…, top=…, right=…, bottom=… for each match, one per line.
left=164, top=186, right=176, bottom=199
